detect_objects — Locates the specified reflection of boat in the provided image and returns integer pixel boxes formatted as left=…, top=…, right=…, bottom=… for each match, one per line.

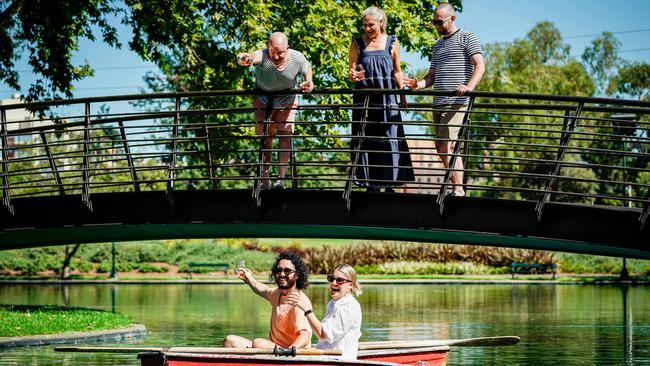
left=58, top=336, right=518, bottom=366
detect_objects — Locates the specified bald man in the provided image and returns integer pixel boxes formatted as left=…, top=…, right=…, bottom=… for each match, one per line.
left=407, top=2, right=485, bottom=197
left=237, top=32, right=314, bottom=190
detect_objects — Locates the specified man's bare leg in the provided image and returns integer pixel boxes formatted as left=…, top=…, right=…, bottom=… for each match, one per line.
left=252, top=338, right=279, bottom=348
left=436, top=140, right=465, bottom=196
left=223, top=335, right=253, bottom=348
left=276, top=130, right=291, bottom=183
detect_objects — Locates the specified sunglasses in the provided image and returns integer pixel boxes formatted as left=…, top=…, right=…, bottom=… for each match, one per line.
left=327, top=274, right=352, bottom=285
left=273, top=267, right=296, bottom=276
left=433, top=16, right=451, bottom=26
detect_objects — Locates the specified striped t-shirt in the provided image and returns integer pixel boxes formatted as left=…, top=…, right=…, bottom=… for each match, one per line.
left=255, top=49, right=310, bottom=106
left=429, top=29, right=482, bottom=106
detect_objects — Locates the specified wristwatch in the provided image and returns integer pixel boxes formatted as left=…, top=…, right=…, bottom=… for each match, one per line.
left=304, top=309, right=313, bottom=317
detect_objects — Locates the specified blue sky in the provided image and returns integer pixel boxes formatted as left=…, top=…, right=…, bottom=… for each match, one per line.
left=2, top=0, right=650, bottom=100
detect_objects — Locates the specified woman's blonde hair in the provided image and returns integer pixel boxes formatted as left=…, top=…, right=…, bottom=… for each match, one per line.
left=334, top=263, right=363, bottom=296
left=362, top=6, right=387, bottom=34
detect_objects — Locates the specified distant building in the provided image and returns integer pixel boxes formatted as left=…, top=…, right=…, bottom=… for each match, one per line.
left=403, top=138, right=444, bottom=194
left=1, top=95, right=43, bottom=159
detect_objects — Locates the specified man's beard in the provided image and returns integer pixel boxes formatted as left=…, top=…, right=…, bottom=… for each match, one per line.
left=277, top=277, right=296, bottom=289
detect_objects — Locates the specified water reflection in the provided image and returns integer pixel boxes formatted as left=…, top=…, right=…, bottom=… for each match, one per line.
left=0, top=283, right=649, bottom=365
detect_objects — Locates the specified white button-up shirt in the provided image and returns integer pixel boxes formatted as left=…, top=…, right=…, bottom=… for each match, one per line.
left=317, top=294, right=362, bottom=359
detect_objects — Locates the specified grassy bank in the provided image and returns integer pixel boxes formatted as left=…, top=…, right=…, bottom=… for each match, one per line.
left=1, top=239, right=649, bottom=278
left=0, top=305, right=133, bottom=337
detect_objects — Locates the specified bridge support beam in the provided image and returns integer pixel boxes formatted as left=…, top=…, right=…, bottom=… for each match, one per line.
left=535, top=102, right=583, bottom=221
left=1, top=109, right=14, bottom=215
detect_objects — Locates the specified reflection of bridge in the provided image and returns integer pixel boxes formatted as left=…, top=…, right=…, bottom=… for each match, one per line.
left=1, top=90, right=649, bottom=258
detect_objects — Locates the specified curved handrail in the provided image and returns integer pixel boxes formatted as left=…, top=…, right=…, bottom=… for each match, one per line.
left=1, top=89, right=649, bottom=228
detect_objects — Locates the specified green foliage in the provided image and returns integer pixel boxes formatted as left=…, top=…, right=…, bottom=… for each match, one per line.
left=556, top=252, right=650, bottom=274
left=0, top=304, right=132, bottom=337
left=607, top=62, right=650, bottom=100
left=355, top=261, right=503, bottom=275
left=137, top=263, right=169, bottom=273
left=0, top=0, right=121, bottom=101
left=0, top=240, right=276, bottom=276
left=581, top=32, right=621, bottom=94
left=304, top=241, right=555, bottom=274
left=2, top=0, right=459, bottom=102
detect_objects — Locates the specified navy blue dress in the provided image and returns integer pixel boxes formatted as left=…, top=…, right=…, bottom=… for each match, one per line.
left=352, top=35, right=415, bottom=188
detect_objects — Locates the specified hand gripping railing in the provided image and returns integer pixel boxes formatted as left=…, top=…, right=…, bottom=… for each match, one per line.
left=0, top=89, right=648, bottom=229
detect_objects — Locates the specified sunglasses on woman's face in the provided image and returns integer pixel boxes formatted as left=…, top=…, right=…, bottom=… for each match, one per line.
left=327, top=274, right=352, bottom=284
left=273, top=267, right=296, bottom=276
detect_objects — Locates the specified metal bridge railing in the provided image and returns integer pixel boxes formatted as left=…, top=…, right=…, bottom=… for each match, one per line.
left=1, top=89, right=649, bottom=228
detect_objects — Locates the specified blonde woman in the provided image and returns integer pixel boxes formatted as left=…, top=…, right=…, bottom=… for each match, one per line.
left=348, top=6, right=415, bottom=192
left=287, top=264, right=363, bottom=359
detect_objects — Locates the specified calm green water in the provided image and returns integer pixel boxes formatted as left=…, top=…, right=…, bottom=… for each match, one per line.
left=1, top=283, right=649, bottom=365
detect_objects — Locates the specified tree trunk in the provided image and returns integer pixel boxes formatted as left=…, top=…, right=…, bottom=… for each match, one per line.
left=61, top=244, right=81, bottom=279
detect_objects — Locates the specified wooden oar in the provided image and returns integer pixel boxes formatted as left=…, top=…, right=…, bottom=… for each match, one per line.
left=359, top=336, right=520, bottom=350
left=54, top=345, right=341, bottom=356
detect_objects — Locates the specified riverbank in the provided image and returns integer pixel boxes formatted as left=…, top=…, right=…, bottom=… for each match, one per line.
left=1, top=273, right=648, bottom=284
left=2, top=239, right=648, bottom=280
left=0, top=304, right=145, bottom=348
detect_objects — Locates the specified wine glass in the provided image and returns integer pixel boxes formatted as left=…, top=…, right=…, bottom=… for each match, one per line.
left=237, top=53, right=252, bottom=66
left=404, top=70, right=416, bottom=89
left=237, top=260, right=246, bottom=274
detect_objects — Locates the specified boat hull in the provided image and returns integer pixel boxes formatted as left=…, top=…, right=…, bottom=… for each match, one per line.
left=138, top=347, right=450, bottom=366
left=359, top=346, right=449, bottom=366
left=139, top=352, right=404, bottom=366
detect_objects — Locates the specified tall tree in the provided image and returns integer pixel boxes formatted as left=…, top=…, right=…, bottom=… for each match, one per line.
left=0, top=0, right=122, bottom=101
left=581, top=31, right=621, bottom=94
left=1, top=0, right=462, bottom=101
left=607, top=62, right=650, bottom=101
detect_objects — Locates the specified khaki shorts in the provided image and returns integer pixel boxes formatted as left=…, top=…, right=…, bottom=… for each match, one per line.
left=254, top=97, right=298, bottom=135
left=433, top=104, right=468, bottom=140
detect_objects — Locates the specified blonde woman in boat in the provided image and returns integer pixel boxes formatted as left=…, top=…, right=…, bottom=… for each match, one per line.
left=286, top=264, right=362, bottom=359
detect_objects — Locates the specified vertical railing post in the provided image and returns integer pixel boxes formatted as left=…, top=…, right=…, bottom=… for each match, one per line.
left=82, top=102, right=93, bottom=211
left=118, top=121, right=140, bottom=192
left=0, top=108, right=14, bottom=214
left=343, top=94, right=370, bottom=211
left=201, top=114, right=216, bottom=190
left=534, top=102, right=583, bottom=221
left=436, top=96, right=475, bottom=214
left=640, top=205, right=650, bottom=231
left=253, top=95, right=274, bottom=206
left=167, top=96, right=180, bottom=196
left=40, top=132, right=65, bottom=196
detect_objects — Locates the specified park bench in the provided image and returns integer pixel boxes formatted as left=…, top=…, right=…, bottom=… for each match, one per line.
left=511, top=262, right=557, bottom=279
left=187, top=262, right=229, bottom=279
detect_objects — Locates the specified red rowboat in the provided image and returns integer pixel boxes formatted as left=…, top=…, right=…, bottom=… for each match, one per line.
left=137, top=346, right=450, bottom=366
left=56, top=336, right=518, bottom=366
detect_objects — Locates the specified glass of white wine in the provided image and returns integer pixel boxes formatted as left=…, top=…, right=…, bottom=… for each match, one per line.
left=404, top=70, right=415, bottom=89
left=237, top=260, right=246, bottom=274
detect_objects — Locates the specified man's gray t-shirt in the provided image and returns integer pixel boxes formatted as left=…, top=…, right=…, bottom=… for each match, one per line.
left=255, top=48, right=310, bottom=106
left=429, top=29, right=482, bottom=105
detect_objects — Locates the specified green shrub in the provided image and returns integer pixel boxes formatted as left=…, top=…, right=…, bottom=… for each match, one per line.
left=137, top=263, right=169, bottom=273
left=355, top=261, right=494, bottom=275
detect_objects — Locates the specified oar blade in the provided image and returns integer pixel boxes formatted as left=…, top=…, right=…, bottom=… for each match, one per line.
left=359, top=336, right=520, bottom=350
left=448, top=336, right=520, bottom=347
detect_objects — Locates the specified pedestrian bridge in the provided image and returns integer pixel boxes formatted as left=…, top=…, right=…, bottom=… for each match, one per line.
left=1, top=90, right=649, bottom=258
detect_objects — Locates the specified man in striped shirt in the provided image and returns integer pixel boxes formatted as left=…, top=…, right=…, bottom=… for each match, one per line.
left=237, top=32, right=314, bottom=189
left=407, top=2, right=485, bottom=197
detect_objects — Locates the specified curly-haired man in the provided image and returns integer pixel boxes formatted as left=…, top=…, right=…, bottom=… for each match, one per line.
left=223, top=251, right=312, bottom=349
